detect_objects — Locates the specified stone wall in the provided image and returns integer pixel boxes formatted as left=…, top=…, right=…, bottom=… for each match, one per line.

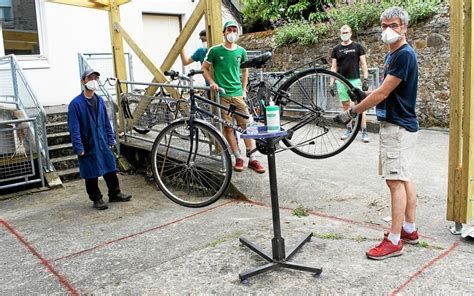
left=238, top=6, right=450, bottom=128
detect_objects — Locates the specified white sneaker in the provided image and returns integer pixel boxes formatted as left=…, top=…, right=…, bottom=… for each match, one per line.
left=362, top=129, right=370, bottom=143
left=340, top=128, right=352, bottom=140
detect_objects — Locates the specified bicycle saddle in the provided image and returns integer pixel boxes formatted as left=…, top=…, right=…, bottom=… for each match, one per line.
left=240, top=52, right=272, bottom=69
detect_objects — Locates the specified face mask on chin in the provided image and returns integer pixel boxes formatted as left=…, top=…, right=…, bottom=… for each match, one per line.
left=202, top=41, right=207, bottom=48
left=340, top=33, right=350, bottom=42
left=226, top=32, right=238, bottom=43
left=84, top=80, right=98, bottom=91
left=381, top=27, right=401, bottom=45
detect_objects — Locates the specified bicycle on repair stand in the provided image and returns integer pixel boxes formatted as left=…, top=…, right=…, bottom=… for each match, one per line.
left=149, top=67, right=365, bottom=208
left=242, top=51, right=365, bottom=159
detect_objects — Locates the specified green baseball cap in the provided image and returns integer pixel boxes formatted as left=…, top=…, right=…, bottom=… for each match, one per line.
left=223, top=20, right=239, bottom=31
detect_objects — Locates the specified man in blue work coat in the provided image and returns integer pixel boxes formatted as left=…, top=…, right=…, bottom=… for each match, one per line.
left=68, top=69, right=131, bottom=210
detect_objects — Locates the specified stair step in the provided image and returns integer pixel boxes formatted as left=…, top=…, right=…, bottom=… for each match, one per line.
left=51, top=154, right=77, bottom=163
left=46, top=121, right=69, bottom=134
left=49, top=143, right=74, bottom=158
left=50, top=154, right=78, bottom=171
left=56, top=167, right=80, bottom=182
left=47, top=131, right=71, bottom=146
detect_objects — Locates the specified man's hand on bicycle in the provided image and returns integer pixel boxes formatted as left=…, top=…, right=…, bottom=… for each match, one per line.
left=347, top=88, right=367, bottom=102
left=334, top=107, right=357, bottom=125
left=362, top=78, right=370, bottom=91
left=210, top=82, right=219, bottom=92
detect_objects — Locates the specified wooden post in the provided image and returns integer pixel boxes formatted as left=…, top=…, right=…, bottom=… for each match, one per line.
left=204, top=0, right=223, bottom=47
left=461, top=0, right=474, bottom=223
left=447, top=0, right=473, bottom=225
left=108, top=0, right=128, bottom=132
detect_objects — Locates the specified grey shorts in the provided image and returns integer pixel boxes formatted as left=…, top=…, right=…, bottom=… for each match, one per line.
left=378, top=122, right=418, bottom=181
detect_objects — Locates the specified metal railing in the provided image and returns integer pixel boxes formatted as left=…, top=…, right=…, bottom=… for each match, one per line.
left=0, top=118, right=44, bottom=189
left=78, top=53, right=134, bottom=154
left=0, top=55, right=52, bottom=177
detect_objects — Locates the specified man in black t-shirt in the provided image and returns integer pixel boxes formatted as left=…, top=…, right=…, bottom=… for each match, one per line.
left=330, top=25, right=370, bottom=142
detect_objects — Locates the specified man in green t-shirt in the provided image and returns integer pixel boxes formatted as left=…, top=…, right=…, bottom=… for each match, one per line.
left=202, top=20, right=265, bottom=174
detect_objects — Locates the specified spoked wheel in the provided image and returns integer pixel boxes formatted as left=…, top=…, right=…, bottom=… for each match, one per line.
left=151, top=119, right=232, bottom=208
left=128, top=97, right=152, bottom=134
left=277, top=68, right=362, bottom=159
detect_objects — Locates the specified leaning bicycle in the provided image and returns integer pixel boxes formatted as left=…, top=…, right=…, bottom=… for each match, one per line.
left=243, top=52, right=364, bottom=159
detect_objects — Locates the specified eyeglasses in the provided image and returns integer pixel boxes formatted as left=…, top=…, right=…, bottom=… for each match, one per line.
left=381, top=23, right=401, bottom=30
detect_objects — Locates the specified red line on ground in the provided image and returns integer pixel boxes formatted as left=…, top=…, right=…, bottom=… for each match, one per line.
left=240, top=199, right=437, bottom=241
left=390, top=242, right=460, bottom=296
left=54, top=200, right=236, bottom=261
left=0, top=219, right=80, bottom=296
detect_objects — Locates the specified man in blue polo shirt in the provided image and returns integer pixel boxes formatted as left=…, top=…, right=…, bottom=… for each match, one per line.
left=335, top=6, right=419, bottom=260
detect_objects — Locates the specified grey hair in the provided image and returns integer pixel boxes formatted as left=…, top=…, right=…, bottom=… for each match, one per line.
left=380, top=6, right=409, bottom=26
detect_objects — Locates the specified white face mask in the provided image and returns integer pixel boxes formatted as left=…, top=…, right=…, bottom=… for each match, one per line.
left=381, top=27, right=401, bottom=45
left=202, top=41, right=207, bottom=48
left=340, top=33, right=350, bottom=42
left=84, top=80, right=98, bottom=91
left=226, top=32, right=238, bottom=43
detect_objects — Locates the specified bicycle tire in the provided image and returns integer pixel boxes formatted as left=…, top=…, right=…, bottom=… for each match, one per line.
left=277, top=68, right=362, bottom=159
left=127, top=97, right=152, bottom=134
left=151, top=119, right=232, bottom=208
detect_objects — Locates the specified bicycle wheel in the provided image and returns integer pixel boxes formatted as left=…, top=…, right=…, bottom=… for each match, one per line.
left=151, top=119, right=232, bottom=208
left=277, top=68, right=362, bottom=159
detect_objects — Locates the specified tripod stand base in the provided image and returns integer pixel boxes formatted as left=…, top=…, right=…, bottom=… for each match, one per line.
left=239, top=232, right=322, bottom=281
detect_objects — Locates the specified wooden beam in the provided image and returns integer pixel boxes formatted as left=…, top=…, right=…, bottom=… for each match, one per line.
left=204, top=0, right=223, bottom=47
left=447, top=0, right=464, bottom=221
left=46, top=0, right=109, bottom=10
left=461, top=0, right=473, bottom=223
left=115, top=22, right=182, bottom=123
left=89, top=0, right=109, bottom=6
left=108, top=0, right=128, bottom=132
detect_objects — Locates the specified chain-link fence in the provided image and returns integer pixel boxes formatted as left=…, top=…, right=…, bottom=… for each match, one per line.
left=0, top=118, right=44, bottom=189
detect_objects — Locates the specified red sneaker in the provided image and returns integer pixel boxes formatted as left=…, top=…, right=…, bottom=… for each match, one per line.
left=248, top=160, right=265, bottom=174
left=384, top=229, right=419, bottom=245
left=234, top=158, right=244, bottom=172
left=366, top=237, right=403, bottom=260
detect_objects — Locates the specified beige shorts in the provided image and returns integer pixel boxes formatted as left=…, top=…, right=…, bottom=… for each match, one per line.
left=378, top=122, right=418, bottom=181
left=220, top=96, right=250, bottom=128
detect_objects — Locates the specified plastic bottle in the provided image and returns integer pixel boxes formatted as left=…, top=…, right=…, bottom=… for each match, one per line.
left=265, top=100, right=280, bottom=132
left=246, top=116, right=259, bottom=135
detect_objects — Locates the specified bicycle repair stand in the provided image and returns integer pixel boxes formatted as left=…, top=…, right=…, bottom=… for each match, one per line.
left=240, top=129, right=322, bottom=282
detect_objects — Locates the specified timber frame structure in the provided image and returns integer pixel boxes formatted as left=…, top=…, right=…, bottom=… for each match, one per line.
left=47, top=0, right=223, bottom=132
left=47, top=0, right=472, bottom=230
left=447, top=0, right=473, bottom=231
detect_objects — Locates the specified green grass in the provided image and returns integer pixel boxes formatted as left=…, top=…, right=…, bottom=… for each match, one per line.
left=314, top=232, right=344, bottom=240
left=292, top=205, right=310, bottom=217
left=206, top=231, right=243, bottom=248
left=415, top=240, right=445, bottom=250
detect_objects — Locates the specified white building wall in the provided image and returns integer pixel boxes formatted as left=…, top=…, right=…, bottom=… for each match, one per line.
left=16, top=0, right=237, bottom=107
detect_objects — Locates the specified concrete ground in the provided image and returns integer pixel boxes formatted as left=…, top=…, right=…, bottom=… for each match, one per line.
left=1, top=128, right=473, bottom=295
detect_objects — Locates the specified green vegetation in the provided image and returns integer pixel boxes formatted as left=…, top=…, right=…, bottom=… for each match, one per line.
left=315, top=232, right=344, bottom=240
left=416, top=241, right=445, bottom=250
left=292, top=205, right=310, bottom=217
left=242, top=0, right=446, bottom=47
left=206, top=231, right=242, bottom=248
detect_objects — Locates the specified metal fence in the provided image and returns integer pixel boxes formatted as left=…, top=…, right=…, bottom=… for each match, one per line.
left=0, top=55, right=51, bottom=183
left=0, top=118, right=44, bottom=189
left=249, top=67, right=382, bottom=115
left=78, top=53, right=134, bottom=154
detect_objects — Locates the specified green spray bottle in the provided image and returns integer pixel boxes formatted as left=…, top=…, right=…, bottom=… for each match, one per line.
left=265, top=99, right=280, bottom=132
